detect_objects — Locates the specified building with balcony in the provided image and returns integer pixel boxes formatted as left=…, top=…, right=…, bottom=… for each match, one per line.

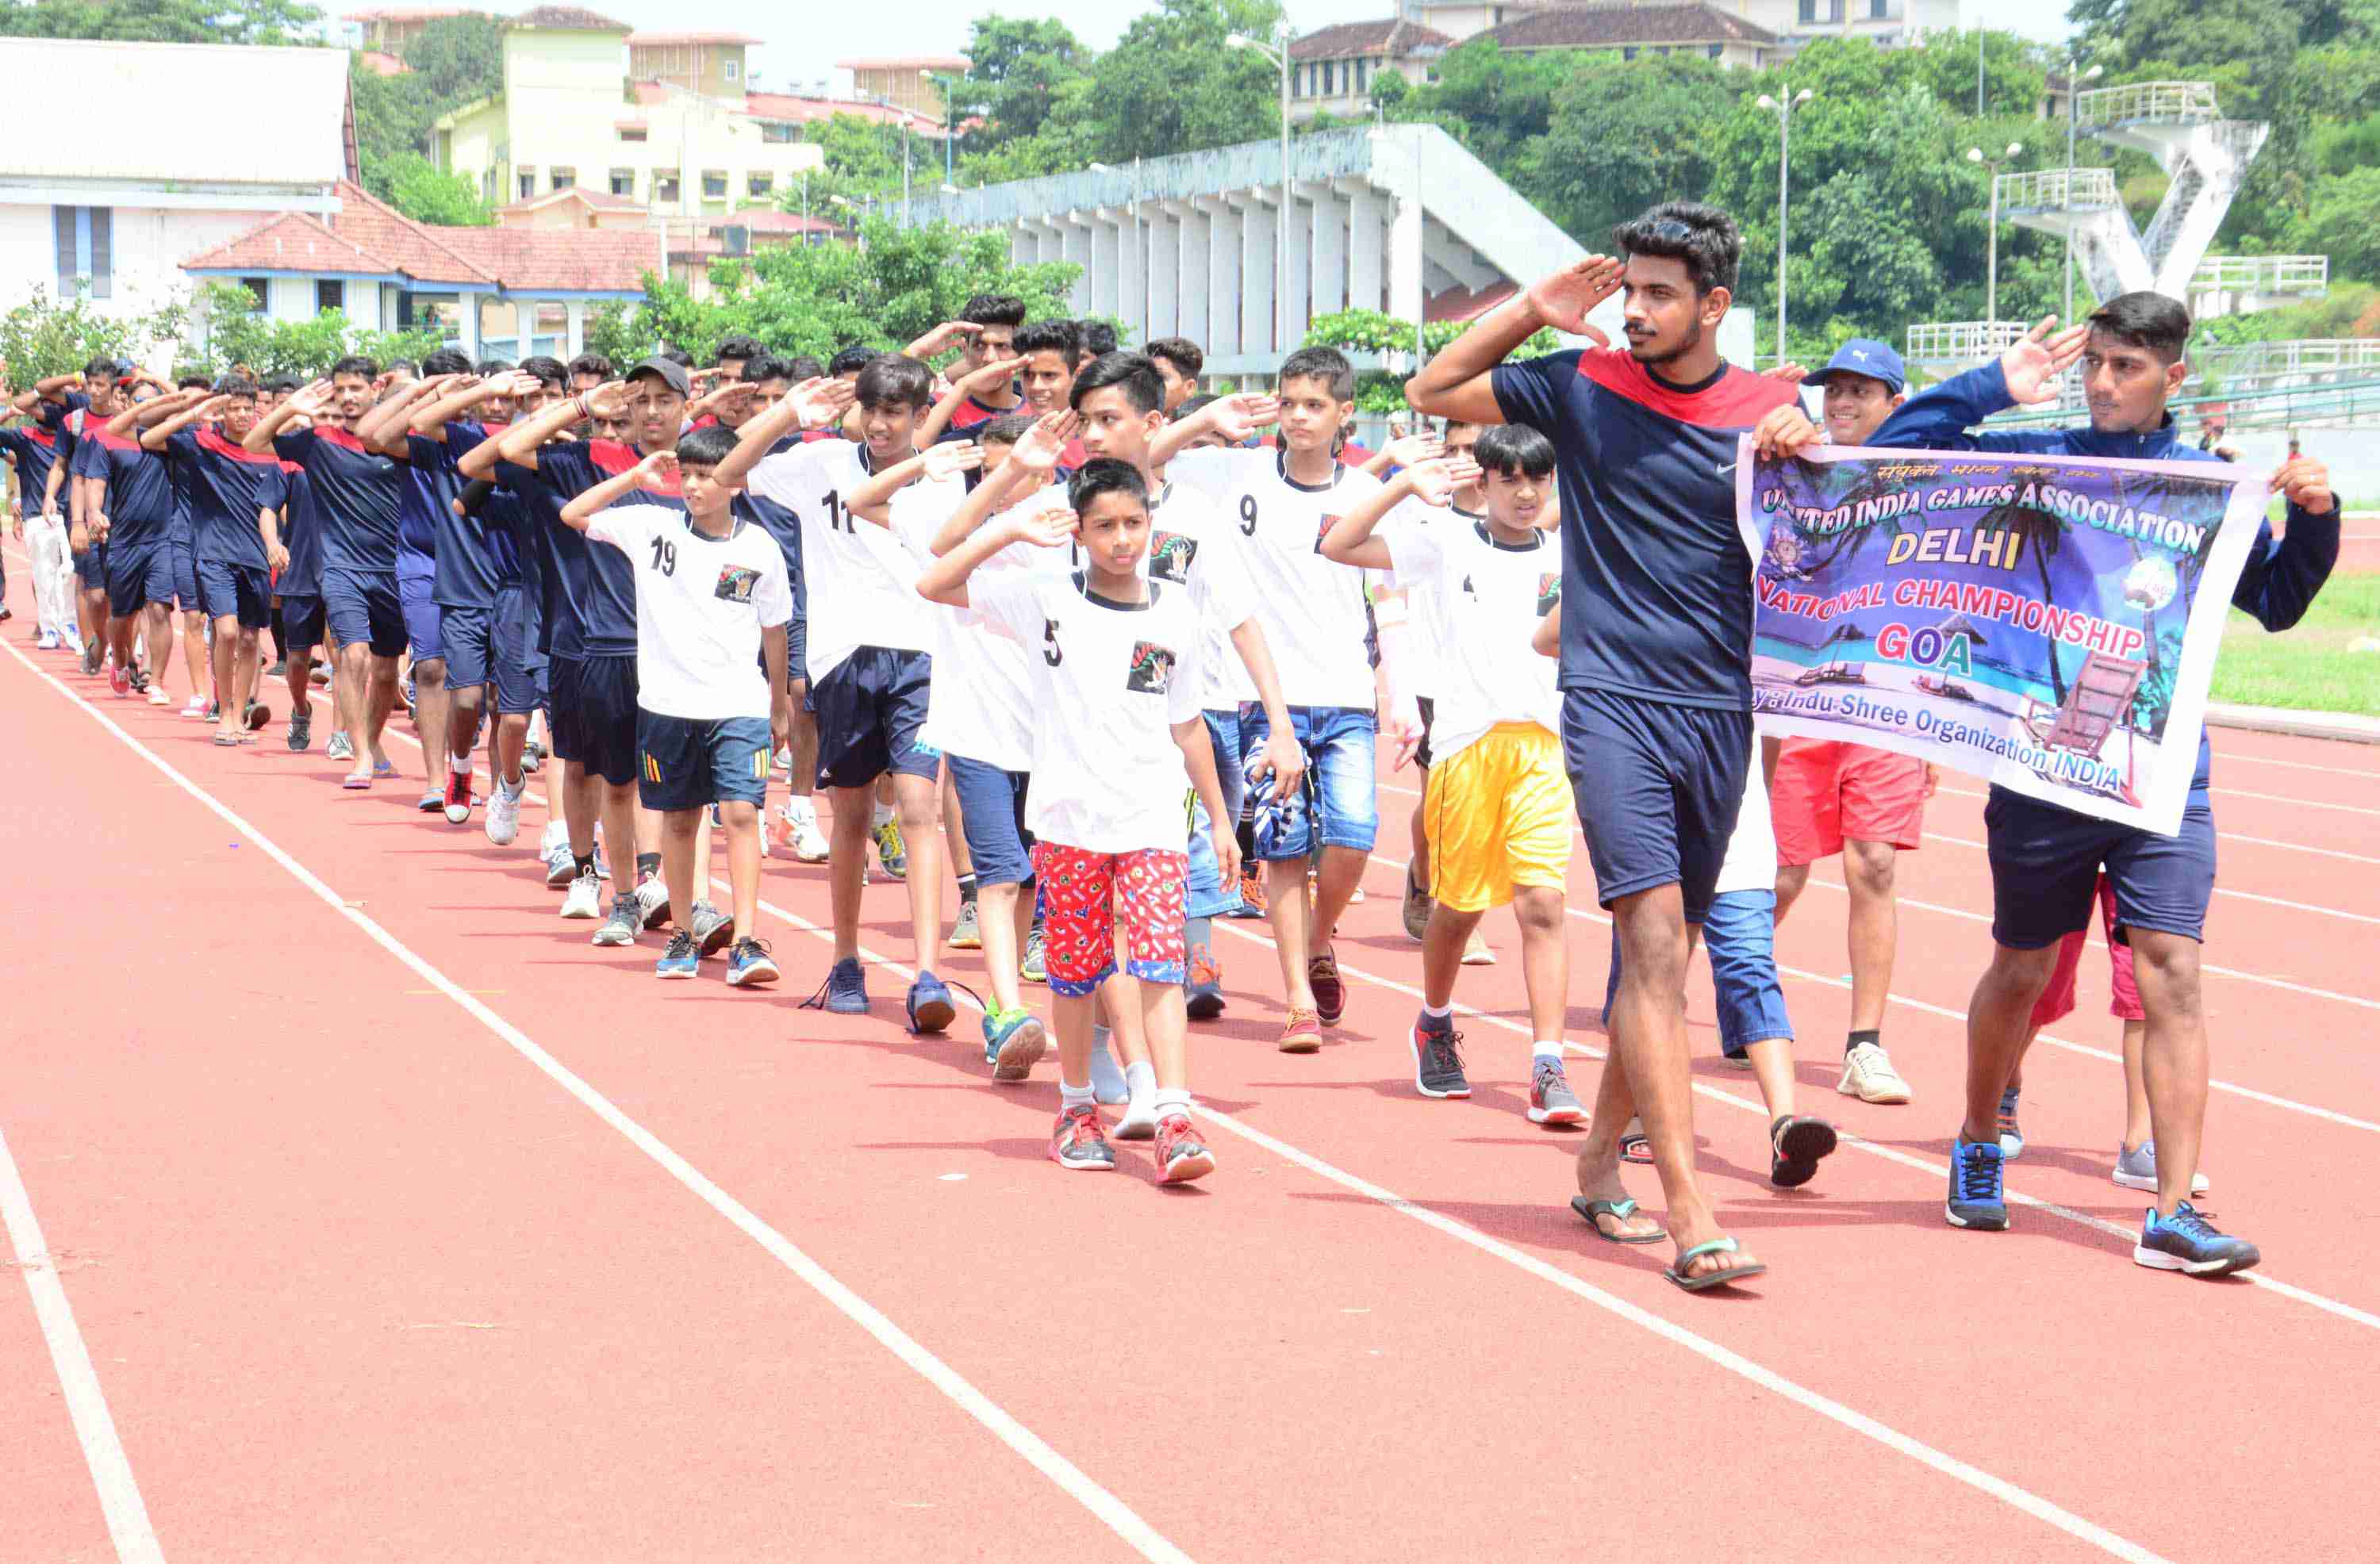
left=835, top=56, right=965, bottom=124
left=341, top=6, right=479, bottom=55
left=1287, top=20, right=1454, bottom=123
left=628, top=32, right=759, bottom=98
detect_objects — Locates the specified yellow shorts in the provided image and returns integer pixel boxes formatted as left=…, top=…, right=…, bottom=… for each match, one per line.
left=1423, top=723, right=1571, bottom=913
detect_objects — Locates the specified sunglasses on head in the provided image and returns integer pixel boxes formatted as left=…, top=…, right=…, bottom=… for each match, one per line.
left=1637, top=219, right=1695, bottom=244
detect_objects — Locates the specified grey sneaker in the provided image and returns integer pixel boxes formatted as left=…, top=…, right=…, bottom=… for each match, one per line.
left=325, top=729, right=354, bottom=762
left=2112, top=1139, right=2209, bottom=1195
left=1526, top=1056, right=1583, bottom=1125
left=1410, top=1014, right=1470, bottom=1099
left=286, top=707, right=313, bottom=752
left=592, top=895, right=640, bottom=947
left=690, top=899, right=735, bottom=956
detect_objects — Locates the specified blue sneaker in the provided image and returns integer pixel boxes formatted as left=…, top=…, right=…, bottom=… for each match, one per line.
left=804, top=956, right=869, bottom=1015
left=2134, top=1201, right=2259, bottom=1276
left=654, top=930, right=700, bottom=979
left=982, top=1007, right=1047, bottom=1082
left=907, top=970, right=955, bottom=1034
left=726, top=937, right=779, bottom=987
left=1945, top=1136, right=2008, bottom=1230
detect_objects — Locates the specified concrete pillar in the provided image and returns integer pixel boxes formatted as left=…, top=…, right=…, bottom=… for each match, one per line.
left=1091, top=212, right=1122, bottom=323
left=1146, top=207, right=1180, bottom=342
left=1010, top=224, right=1033, bottom=267
left=1115, top=208, right=1147, bottom=346
left=1347, top=187, right=1385, bottom=313
left=1281, top=186, right=1314, bottom=347
left=1388, top=189, right=1425, bottom=327
left=1178, top=203, right=1211, bottom=351
left=1311, top=190, right=1348, bottom=319
left=566, top=297, right=585, bottom=356
left=1061, top=215, right=1092, bottom=315
left=1204, top=197, right=1242, bottom=361
left=1240, top=196, right=1277, bottom=359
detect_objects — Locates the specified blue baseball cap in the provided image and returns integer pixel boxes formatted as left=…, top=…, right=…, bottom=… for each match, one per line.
left=1806, top=339, right=1906, bottom=394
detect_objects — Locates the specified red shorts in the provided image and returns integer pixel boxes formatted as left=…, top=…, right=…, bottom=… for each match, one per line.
left=2027, top=875, right=2145, bottom=1028
left=1030, top=842, right=1188, bottom=998
left=1771, top=739, right=1929, bottom=867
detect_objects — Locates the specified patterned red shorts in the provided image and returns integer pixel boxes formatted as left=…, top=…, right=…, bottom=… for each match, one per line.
left=1029, top=842, right=1189, bottom=998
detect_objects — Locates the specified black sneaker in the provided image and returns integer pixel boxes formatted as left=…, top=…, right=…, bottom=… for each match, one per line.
left=1409, top=1014, right=1470, bottom=1098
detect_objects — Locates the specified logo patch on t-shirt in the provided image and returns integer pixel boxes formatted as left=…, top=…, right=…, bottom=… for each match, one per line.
left=714, top=563, right=759, bottom=603
left=1150, top=529, right=1198, bottom=584
left=1124, top=640, right=1175, bottom=694
left=1537, top=572, right=1561, bottom=616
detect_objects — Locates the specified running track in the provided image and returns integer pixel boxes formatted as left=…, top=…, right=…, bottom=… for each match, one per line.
left=7, top=551, right=2379, bottom=1562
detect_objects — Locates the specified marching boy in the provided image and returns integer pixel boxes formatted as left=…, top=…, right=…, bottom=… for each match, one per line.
left=916, top=459, right=1239, bottom=1184
left=559, top=424, right=793, bottom=988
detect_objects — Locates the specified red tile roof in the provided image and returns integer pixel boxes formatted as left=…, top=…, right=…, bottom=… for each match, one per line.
left=628, top=31, right=761, bottom=45
left=181, top=211, right=403, bottom=278
left=324, top=178, right=496, bottom=286
left=1479, top=3, right=1775, bottom=48
left=359, top=49, right=409, bottom=75
left=511, top=6, right=630, bottom=31
left=741, top=90, right=944, bottom=132
left=440, top=226, right=661, bottom=292
left=1290, top=19, right=1453, bottom=60
left=497, top=186, right=647, bottom=217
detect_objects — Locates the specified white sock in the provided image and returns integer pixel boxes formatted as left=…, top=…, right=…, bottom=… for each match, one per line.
left=1532, top=1041, right=1564, bottom=1064
left=786, top=795, right=816, bottom=823
left=1092, top=1024, right=1111, bottom=1055
left=450, top=753, right=473, bottom=776
left=1422, top=1002, right=1453, bottom=1020
left=1154, top=1087, right=1192, bottom=1117
left=872, top=802, right=893, bottom=828
left=1060, top=1079, right=1095, bottom=1111
left=1124, top=1060, right=1155, bottom=1098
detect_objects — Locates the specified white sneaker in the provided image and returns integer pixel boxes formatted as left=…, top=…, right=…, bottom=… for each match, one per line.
left=633, top=874, right=671, bottom=931
left=147, top=686, right=171, bottom=707
left=36, top=631, right=59, bottom=650
left=560, top=866, right=601, bottom=919
left=486, top=777, right=524, bottom=846
left=543, top=841, right=577, bottom=887
left=1837, top=1041, right=1914, bottom=1106
left=777, top=799, right=828, bottom=863
left=1460, top=928, right=1496, bottom=966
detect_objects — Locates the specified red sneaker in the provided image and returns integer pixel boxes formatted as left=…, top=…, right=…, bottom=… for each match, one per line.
left=1154, top=1114, right=1215, bottom=1185
left=109, top=665, right=132, bottom=698
left=442, top=768, right=474, bottom=824
left=1049, top=1105, right=1115, bottom=1171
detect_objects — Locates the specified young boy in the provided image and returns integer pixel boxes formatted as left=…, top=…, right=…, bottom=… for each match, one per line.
left=1321, top=433, right=1583, bottom=1124
left=559, top=425, right=793, bottom=987
left=1146, top=338, right=1204, bottom=413
left=916, top=459, right=1238, bottom=1183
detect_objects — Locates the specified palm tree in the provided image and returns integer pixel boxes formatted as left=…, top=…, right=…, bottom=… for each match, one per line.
left=1979, top=500, right=2070, bottom=707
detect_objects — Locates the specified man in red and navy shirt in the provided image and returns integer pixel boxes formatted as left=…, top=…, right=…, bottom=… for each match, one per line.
left=1409, top=202, right=1793, bottom=1293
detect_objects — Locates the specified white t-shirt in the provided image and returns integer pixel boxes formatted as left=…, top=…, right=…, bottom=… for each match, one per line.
left=1380, top=514, right=1562, bottom=764
left=583, top=503, right=793, bottom=722
left=1716, top=742, right=1779, bottom=896
left=891, top=479, right=1042, bottom=772
left=972, top=569, right=1206, bottom=853
left=1070, top=479, right=1261, bottom=710
left=1169, top=446, right=1382, bottom=709
left=744, top=439, right=931, bottom=682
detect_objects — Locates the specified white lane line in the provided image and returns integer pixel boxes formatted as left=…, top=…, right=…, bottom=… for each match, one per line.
left=2214, top=752, right=2380, bottom=780
left=0, top=1125, right=166, bottom=1564
left=0, top=639, right=1196, bottom=1564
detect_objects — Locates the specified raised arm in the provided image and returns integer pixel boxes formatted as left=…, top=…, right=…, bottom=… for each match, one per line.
left=1405, top=255, right=1622, bottom=424
left=357, top=374, right=456, bottom=454
left=927, top=412, right=1071, bottom=554
left=1319, top=458, right=1474, bottom=570
left=713, top=377, right=857, bottom=491
left=916, top=354, right=1026, bottom=447
left=1359, top=427, right=1444, bottom=479
left=916, top=503, right=1073, bottom=608
left=489, top=380, right=620, bottom=474
left=1146, top=393, right=1275, bottom=473
left=138, top=392, right=228, bottom=451
left=846, top=440, right=983, bottom=527
left=246, top=380, right=328, bottom=453
left=559, top=450, right=675, bottom=531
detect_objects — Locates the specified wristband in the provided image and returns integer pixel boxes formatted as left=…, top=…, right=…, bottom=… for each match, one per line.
left=575, top=393, right=592, bottom=421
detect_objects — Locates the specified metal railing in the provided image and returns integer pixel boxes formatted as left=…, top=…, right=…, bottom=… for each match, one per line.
left=1996, top=167, right=2119, bottom=212
left=2194, top=338, right=2380, bottom=381
left=1986, top=375, right=2380, bottom=435
left=2190, top=255, right=2328, bottom=293
left=1905, top=320, right=2032, bottom=362
left=2077, top=80, right=2219, bottom=128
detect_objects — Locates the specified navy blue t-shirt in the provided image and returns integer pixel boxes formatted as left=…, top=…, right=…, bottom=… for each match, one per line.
left=167, top=428, right=286, bottom=569
left=411, top=421, right=511, bottom=608
left=0, top=425, right=66, bottom=514
left=498, top=439, right=651, bottom=660
left=72, top=426, right=175, bottom=550
left=1492, top=347, right=1799, bottom=711
left=273, top=425, right=402, bottom=576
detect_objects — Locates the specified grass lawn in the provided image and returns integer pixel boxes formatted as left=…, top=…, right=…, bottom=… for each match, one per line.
left=2210, top=570, right=2380, bottom=715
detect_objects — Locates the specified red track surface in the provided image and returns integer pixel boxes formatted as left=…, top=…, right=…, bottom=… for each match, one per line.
left=7, top=550, right=2380, bottom=1562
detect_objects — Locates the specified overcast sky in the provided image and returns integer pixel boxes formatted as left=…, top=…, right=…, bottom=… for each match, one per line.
left=578, top=1, right=2078, bottom=97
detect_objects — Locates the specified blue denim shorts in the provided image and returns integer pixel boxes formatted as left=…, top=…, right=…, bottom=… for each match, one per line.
left=946, top=753, right=1035, bottom=887
left=1239, top=703, right=1379, bottom=861
left=1603, top=887, right=1793, bottom=1055
left=1186, top=707, right=1245, bottom=918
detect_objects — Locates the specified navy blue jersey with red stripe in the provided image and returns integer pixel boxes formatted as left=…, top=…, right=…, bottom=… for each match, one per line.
left=1492, top=347, right=1799, bottom=711
left=277, top=461, right=324, bottom=596
left=71, top=424, right=175, bottom=550
left=167, top=428, right=286, bottom=569
left=499, top=439, right=651, bottom=659
left=36, top=391, right=90, bottom=431
left=0, top=424, right=66, bottom=512
left=273, top=424, right=402, bottom=575
left=410, top=421, right=512, bottom=608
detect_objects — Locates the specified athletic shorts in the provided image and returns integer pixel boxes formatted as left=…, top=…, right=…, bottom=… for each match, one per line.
left=279, top=592, right=327, bottom=648
left=1561, top=687, right=1751, bottom=926
left=1985, top=784, right=2216, bottom=949
left=442, top=604, right=493, bottom=690
left=638, top=710, right=771, bottom=813
left=169, top=532, right=199, bottom=612
left=73, top=539, right=106, bottom=590
left=550, top=654, right=639, bottom=786
left=399, top=572, right=445, bottom=664
left=1030, top=842, right=1188, bottom=998
left=195, top=559, right=271, bottom=630
left=2027, top=874, right=2148, bottom=1028
left=810, top=645, right=935, bottom=790
left=1423, top=723, right=1569, bottom=913
left=1771, top=738, right=1928, bottom=867
left=946, top=753, right=1034, bottom=887
left=104, top=538, right=175, bottom=618
left=492, top=584, right=544, bottom=715
left=1239, top=703, right=1379, bottom=861
left=322, top=568, right=405, bottom=658
left=789, top=615, right=808, bottom=688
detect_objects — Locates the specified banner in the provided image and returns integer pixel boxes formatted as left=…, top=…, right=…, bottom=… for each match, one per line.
left=1737, top=441, right=2268, bottom=835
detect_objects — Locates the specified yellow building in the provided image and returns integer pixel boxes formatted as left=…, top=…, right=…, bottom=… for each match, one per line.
left=628, top=30, right=758, bottom=98
left=836, top=55, right=965, bottom=123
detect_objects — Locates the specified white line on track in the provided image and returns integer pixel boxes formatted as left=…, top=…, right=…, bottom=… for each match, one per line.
left=0, top=1125, right=166, bottom=1564
left=2213, top=751, right=2380, bottom=780
left=0, top=638, right=1196, bottom=1564
left=6, top=651, right=2182, bottom=1564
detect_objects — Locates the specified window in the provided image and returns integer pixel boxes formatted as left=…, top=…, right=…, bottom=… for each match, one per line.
left=316, top=279, right=345, bottom=314
left=724, top=58, right=739, bottom=81
left=761, top=121, right=797, bottom=143
left=702, top=170, right=727, bottom=198
left=610, top=167, right=635, bottom=196
left=551, top=167, right=576, bottom=191
left=748, top=172, right=774, bottom=197
left=518, top=169, right=536, bottom=199
left=1798, top=0, right=1815, bottom=17
left=620, top=125, right=647, bottom=143
left=52, top=205, right=112, bottom=299
left=1871, top=0, right=1890, bottom=16
left=239, top=276, right=269, bottom=312
left=1356, top=59, right=1368, bottom=91
left=1622, top=46, right=1639, bottom=60
left=654, top=172, right=680, bottom=202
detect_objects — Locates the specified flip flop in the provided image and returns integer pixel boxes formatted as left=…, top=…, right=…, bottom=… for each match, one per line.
left=372, top=759, right=399, bottom=779
left=1620, top=1132, right=1653, bottom=1166
left=1665, top=1236, right=1767, bottom=1294
left=342, top=771, right=372, bottom=790
left=1770, top=1114, right=1839, bottom=1189
left=1570, top=1195, right=1666, bottom=1245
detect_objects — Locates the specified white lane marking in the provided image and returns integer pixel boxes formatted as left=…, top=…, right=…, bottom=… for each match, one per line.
left=2213, top=752, right=2380, bottom=780
left=1, top=639, right=1196, bottom=1564
left=0, top=1124, right=167, bottom=1564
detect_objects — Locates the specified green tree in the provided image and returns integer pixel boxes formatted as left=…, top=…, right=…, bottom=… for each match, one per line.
left=0, top=289, right=188, bottom=385
left=351, top=13, right=506, bottom=222
left=382, top=152, right=494, bottom=227
left=2289, top=166, right=2380, bottom=280
left=400, top=12, right=503, bottom=105
left=950, top=14, right=1091, bottom=149
left=186, top=281, right=443, bottom=378
left=1520, top=53, right=1729, bottom=251
left=1074, top=0, right=1284, bottom=165
left=0, top=0, right=320, bottom=45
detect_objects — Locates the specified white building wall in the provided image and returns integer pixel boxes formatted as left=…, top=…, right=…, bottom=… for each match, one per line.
left=0, top=201, right=263, bottom=341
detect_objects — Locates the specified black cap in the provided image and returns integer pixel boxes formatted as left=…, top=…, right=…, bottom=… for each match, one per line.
left=626, top=355, right=689, bottom=396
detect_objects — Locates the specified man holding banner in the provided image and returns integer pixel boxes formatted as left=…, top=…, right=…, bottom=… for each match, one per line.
left=1753, top=292, right=2337, bottom=1278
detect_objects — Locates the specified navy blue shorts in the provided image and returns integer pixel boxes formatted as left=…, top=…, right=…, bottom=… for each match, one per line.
left=638, top=710, right=772, bottom=812
left=74, top=540, right=106, bottom=590
left=105, top=538, right=175, bottom=618
left=322, top=568, right=405, bottom=657
left=195, top=559, right=271, bottom=629
left=1560, top=688, right=1750, bottom=926
left=811, top=645, right=935, bottom=789
left=789, top=615, right=808, bottom=687
left=1985, top=785, right=2217, bottom=949
left=399, top=572, right=444, bottom=664
left=443, top=603, right=493, bottom=690
left=279, top=592, right=327, bottom=647
left=551, top=654, right=639, bottom=786
left=492, top=584, right=543, bottom=715
left=947, top=753, right=1035, bottom=887
left=169, top=534, right=199, bottom=611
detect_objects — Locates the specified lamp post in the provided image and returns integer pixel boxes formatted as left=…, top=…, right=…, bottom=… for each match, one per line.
left=1753, top=86, right=1813, bottom=366
left=1967, top=141, right=2025, bottom=325
left=2062, top=59, right=2104, bottom=324
left=1227, top=22, right=1295, bottom=356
